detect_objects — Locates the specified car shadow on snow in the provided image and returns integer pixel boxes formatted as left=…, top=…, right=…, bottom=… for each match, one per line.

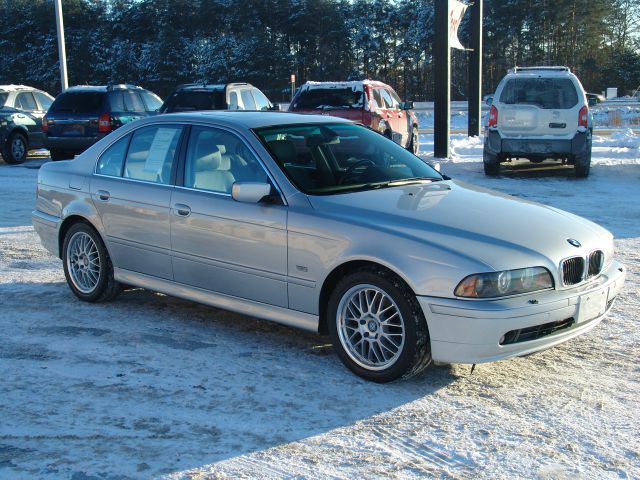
left=1, top=282, right=460, bottom=478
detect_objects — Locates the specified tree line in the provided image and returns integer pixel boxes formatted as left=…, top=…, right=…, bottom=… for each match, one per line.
left=1, top=0, right=638, bottom=102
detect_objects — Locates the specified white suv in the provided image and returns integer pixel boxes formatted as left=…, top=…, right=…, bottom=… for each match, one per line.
left=483, top=66, right=592, bottom=177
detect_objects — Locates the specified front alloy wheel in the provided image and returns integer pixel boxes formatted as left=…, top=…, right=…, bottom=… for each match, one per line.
left=328, top=267, right=431, bottom=382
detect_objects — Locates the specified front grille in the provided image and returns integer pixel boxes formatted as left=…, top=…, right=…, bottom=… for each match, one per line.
left=500, top=317, right=576, bottom=345
left=562, top=257, right=585, bottom=285
left=587, top=250, right=604, bottom=278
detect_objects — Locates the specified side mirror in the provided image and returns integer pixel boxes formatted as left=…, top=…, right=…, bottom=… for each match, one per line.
left=485, top=96, right=493, bottom=106
left=231, top=182, right=273, bottom=203
left=399, top=101, right=414, bottom=110
left=269, top=104, right=281, bottom=111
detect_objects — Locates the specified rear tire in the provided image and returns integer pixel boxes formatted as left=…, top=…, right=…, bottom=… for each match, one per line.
left=407, top=127, right=419, bottom=155
left=2, top=132, right=28, bottom=164
left=483, top=149, right=500, bottom=176
left=62, top=223, right=121, bottom=302
left=50, top=149, right=72, bottom=161
left=574, top=141, right=592, bottom=178
left=327, top=267, right=431, bottom=383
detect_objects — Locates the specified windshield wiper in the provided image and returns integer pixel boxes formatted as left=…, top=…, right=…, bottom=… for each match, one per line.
left=387, top=177, right=443, bottom=186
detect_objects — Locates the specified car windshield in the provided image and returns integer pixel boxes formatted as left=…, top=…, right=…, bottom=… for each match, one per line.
left=255, top=123, right=442, bottom=195
left=292, top=87, right=363, bottom=110
left=49, top=92, right=105, bottom=114
left=161, top=90, right=225, bottom=113
left=499, top=78, right=578, bottom=109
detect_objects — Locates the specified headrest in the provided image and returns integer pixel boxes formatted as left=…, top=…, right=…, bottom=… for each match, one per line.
left=216, top=144, right=227, bottom=155
left=268, top=139, right=299, bottom=165
left=195, top=146, right=221, bottom=170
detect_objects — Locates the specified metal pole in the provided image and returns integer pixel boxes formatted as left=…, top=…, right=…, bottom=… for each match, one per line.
left=54, top=0, right=68, bottom=92
left=468, top=0, right=483, bottom=137
left=434, top=0, right=450, bottom=158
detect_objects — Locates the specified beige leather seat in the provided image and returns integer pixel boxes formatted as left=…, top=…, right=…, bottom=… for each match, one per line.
left=192, top=138, right=235, bottom=193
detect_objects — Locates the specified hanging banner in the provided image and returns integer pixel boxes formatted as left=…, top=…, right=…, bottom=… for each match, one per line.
left=449, top=0, right=468, bottom=50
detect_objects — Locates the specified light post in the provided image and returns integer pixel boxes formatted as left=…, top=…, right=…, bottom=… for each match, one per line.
left=54, top=0, right=68, bottom=91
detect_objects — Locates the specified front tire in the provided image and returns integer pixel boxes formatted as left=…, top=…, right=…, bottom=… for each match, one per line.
left=407, top=127, right=419, bottom=155
left=327, top=267, right=431, bottom=382
left=2, top=132, right=28, bottom=164
left=62, top=223, right=121, bottom=302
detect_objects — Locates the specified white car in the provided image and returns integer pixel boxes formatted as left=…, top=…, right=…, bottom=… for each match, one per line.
left=484, top=66, right=593, bottom=177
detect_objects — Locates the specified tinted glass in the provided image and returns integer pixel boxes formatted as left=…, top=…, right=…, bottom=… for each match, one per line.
left=49, top=92, right=105, bottom=114
left=371, top=89, right=383, bottom=109
left=0, top=93, right=7, bottom=106
left=240, top=89, right=257, bottom=110
left=140, top=90, right=162, bottom=111
left=185, top=126, right=268, bottom=194
left=16, top=92, right=37, bottom=111
left=228, top=91, right=239, bottom=110
left=256, top=123, right=441, bottom=195
left=292, top=87, right=364, bottom=109
left=252, top=89, right=272, bottom=110
left=96, top=134, right=129, bottom=176
left=499, top=78, right=579, bottom=109
left=108, top=92, right=125, bottom=111
left=161, top=90, right=225, bottom=113
left=34, top=91, right=53, bottom=110
left=380, top=89, right=396, bottom=109
left=123, top=125, right=183, bottom=184
left=123, top=91, right=145, bottom=112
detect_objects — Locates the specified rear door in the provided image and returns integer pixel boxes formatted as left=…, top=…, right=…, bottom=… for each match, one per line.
left=497, top=77, right=580, bottom=137
left=46, top=91, right=106, bottom=140
left=13, top=92, right=44, bottom=147
left=91, top=124, right=185, bottom=279
left=379, top=88, right=407, bottom=145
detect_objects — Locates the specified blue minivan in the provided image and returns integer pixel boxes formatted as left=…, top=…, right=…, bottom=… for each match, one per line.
left=43, top=84, right=162, bottom=161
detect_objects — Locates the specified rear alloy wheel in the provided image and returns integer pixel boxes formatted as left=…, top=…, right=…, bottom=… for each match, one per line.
left=483, top=149, right=500, bottom=176
left=62, top=223, right=121, bottom=302
left=328, top=267, right=431, bottom=382
left=2, top=132, right=27, bottom=164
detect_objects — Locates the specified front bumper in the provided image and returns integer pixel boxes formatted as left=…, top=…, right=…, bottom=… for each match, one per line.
left=418, top=260, right=625, bottom=364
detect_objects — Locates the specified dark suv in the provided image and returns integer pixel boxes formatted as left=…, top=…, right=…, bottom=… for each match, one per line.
left=43, top=84, right=162, bottom=160
left=0, top=85, right=54, bottom=164
left=159, top=82, right=274, bottom=113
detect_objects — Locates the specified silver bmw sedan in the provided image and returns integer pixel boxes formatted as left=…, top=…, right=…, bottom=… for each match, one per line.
left=32, top=112, right=626, bottom=382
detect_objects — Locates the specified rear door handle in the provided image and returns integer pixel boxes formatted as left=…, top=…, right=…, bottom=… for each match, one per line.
left=174, top=204, right=191, bottom=216
left=96, top=190, right=110, bottom=201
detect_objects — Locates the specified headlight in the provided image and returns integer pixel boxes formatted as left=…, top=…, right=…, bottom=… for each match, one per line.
left=454, top=267, right=553, bottom=298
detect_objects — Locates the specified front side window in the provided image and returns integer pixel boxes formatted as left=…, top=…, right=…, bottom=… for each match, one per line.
left=380, top=89, right=396, bottom=109
left=499, top=78, right=579, bottom=109
left=184, top=126, right=268, bottom=194
left=34, top=91, right=53, bottom=111
left=96, top=134, right=130, bottom=176
left=252, top=89, right=272, bottom=110
left=256, top=123, right=441, bottom=195
left=123, top=125, right=183, bottom=184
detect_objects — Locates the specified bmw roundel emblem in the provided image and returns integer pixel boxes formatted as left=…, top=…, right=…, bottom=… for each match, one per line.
left=567, top=238, right=582, bottom=248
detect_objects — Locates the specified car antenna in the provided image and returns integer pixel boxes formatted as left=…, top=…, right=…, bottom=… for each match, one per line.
left=470, top=364, right=476, bottom=374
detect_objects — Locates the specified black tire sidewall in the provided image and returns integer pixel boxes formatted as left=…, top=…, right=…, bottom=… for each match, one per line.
left=3, top=132, right=27, bottom=164
left=62, top=223, right=111, bottom=302
left=327, top=270, right=424, bottom=383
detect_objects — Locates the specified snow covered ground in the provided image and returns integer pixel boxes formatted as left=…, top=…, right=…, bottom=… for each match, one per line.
left=0, top=132, right=639, bottom=479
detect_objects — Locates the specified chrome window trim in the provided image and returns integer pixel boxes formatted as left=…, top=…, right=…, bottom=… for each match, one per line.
left=93, top=172, right=176, bottom=189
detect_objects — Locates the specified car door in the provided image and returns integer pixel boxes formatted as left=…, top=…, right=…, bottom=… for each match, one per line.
left=91, top=124, right=184, bottom=279
left=14, top=92, right=44, bottom=148
left=379, top=88, right=407, bottom=146
left=170, top=125, right=288, bottom=307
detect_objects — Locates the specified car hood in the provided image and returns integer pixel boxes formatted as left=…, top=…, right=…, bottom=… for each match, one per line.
left=307, top=180, right=613, bottom=272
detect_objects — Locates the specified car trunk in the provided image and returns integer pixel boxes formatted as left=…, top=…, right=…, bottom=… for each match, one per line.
left=46, top=91, right=105, bottom=138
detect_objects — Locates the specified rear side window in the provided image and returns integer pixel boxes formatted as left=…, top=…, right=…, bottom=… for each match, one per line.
left=49, top=92, right=105, bottom=114
left=0, top=92, right=7, bottom=106
left=291, top=87, right=364, bottom=109
left=499, top=78, right=579, bottom=109
left=108, top=91, right=146, bottom=112
left=16, top=92, right=37, bottom=111
left=240, top=90, right=257, bottom=110
left=96, top=134, right=130, bottom=176
left=123, top=125, right=183, bottom=184
left=161, top=90, right=225, bottom=113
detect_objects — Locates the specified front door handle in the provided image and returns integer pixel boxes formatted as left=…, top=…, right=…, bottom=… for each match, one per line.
left=96, top=190, right=110, bottom=201
left=174, top=204, right=191, bottom=216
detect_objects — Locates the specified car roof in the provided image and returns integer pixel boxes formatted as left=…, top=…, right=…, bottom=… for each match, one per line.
left=154, top=110, right=353, bottom=129
left=64, top=84, right=145, bottom=93
left=505, top=66, right=576, bottom=78
left=300, top=80, right=391, bottom=89
left=174, top=82, right=252, bottom=91
left=0, top=84, right=37, bottom=92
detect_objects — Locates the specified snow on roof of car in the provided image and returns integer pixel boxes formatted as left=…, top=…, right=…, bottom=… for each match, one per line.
left=0, top=84, right=34, bottom=91
left=300, top=80, right=391, bottom=90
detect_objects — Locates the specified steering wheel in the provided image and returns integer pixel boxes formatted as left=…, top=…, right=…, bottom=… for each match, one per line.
left=340, top=159, right=376, bottom=184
